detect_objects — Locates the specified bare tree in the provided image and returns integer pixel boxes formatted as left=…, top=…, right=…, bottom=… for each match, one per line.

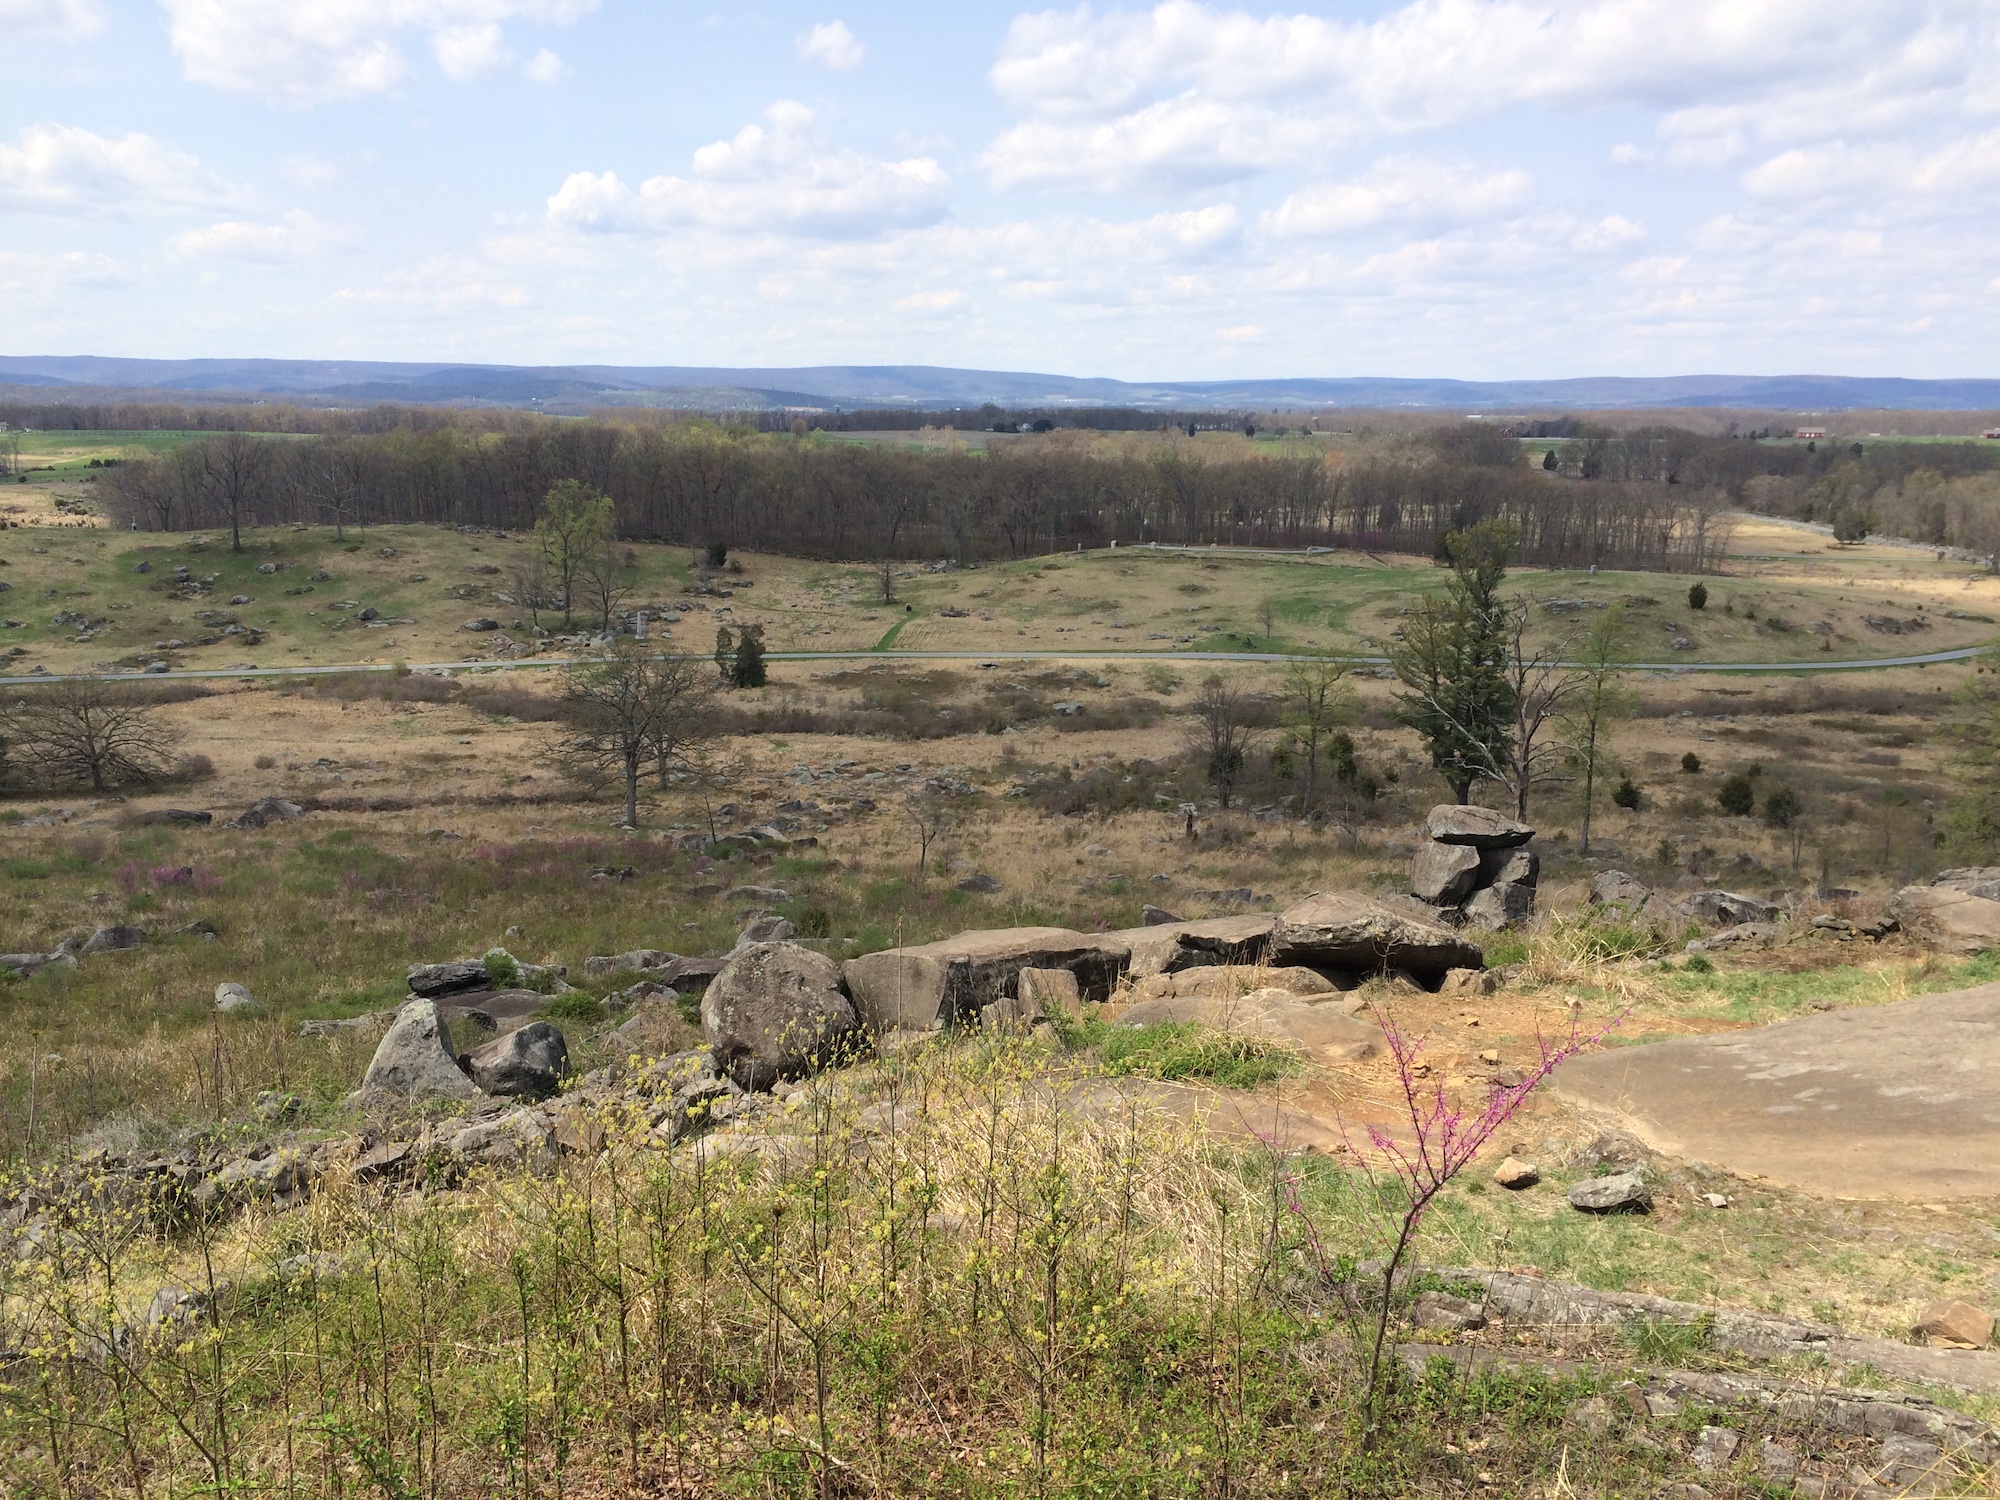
left=301, top=444, right=364, bottom=540
left=1281, top=652, right=1356, bottom=815
left=1188, top=674, right=1257, bottom=809
left=903, top=791, right=959, bottom=889
left=557, top=643, right=711, bottom=828
left=878, top=558, right=897, bottom=605
left=194, top=432, right=269, bottom=554
left=508, top=553, right=555, bottom=630
left=8, top=679, right=182, bottom=791
left=575, top=537, right=634, bottom=633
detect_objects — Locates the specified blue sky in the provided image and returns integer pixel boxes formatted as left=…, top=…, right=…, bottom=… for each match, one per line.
left=3, top=1, right=1998, bottom=380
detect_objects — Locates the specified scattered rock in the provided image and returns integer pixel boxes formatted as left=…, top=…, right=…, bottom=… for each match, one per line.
left=1411, top=1291, right=1487, bottom=1332
left=213, top=981, right=259, bottom=1014
left=1875, top=1435, right=1946, bottom=1492
left=1493, top=1156, right=1539, bottom=1189
left=463, top=618, right=500, bottom=632
left=1912, top=1299, right=1994, bottom=1349
left=1679, top=890, right=1779, bottom=927
left=1271, top=892, right=1483, bottom=980
left=1114, top=991, right=1381, bottom=1063
left=406, top=960, right=494, bottom=999
left=1689, top=921, right=1779, bottom=953
left=1567, top=1172, right=1652, bottom=1213
left=702, top=942, right=859, bottom=1090
left=1140, top=904, right=1182, bottom=926
left=80, top=924, right=145, bottom=955
left=465, top=1021, right=570, bottom=1101
left=1439, top=967, right=1499, bottom=996
left=733, top=915, right=797, bottom=950
left=727, top=885, right=793, bottom=904
left=1931, top=867, right=2000, bottom=901
left=234, top=797, right=304, bottom=829
left=450, top=1109, right=555, bottom=1169
left=1463, top=882, right=1536, bottom=931
left=955, top=873, right=1003, bottom=894
left=359, top=1000, right=481, bottom=1102
left=1691, top=1426, right=1740, bottom=1474
left=1425, top=804, right=1534, bottom=849
left=583, top=949, right=676, bottom=979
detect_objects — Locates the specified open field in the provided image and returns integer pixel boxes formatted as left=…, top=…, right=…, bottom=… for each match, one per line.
left=5, top=505, right=2000, bottom=1496
left=2, top=509, right=1996, bottom=680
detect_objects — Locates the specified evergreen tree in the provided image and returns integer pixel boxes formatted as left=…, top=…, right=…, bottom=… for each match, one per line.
left=1390, top=520, right=1518, bottom=804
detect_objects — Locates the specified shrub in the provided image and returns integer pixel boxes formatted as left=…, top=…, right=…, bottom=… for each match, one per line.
left=704, top=539, right=727, bottom=568
left=174, top=752, right=216, bottom=782
left=253, top=753, right=278, bottom=770
left=1763, top=786, right=1803, bottom=829
left=1680, top=751, right=1701, bottom=773
left=1687, top=581, right=1708, bottom=611
left=1611, top=777, right=1641, bottom=810
left=1717, top=772, right=1756, bottom=816
left=543, top=990, right=603, bottom=1025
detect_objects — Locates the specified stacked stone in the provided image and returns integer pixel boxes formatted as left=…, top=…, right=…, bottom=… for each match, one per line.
left=1410, top=805, right=1538, bottom=930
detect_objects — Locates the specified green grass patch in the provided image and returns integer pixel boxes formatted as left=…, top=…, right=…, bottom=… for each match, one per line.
left=1059, top=1011, right=1294, bottom=1088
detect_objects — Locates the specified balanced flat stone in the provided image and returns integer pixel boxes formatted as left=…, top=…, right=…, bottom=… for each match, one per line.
left=1553, top=982, right=2000, bottom=1200
left=1271, top=892, right=1484, bottom=979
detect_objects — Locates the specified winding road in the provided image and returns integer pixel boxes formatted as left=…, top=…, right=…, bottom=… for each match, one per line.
left=0, top=643, right=1988, bottom=687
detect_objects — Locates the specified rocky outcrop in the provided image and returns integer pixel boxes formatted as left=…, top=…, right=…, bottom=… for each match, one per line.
left=233, top=797, right=303, bottom=829
left=702, top=942, right=859, bottom=1090
left=465, top=1021, right=570, bottom=1101
left=1270, top=893, right=1483, bottom=981
left=583, top=948, right=676, bottom=980
left=1410, top=807, right=1538, bottom=929
left=842, top=927, right=1131, bottom=1032
left=81, top=924, right=145, bottom=955
left=1892, top=885, right=2000, bottom=954
left=1127, top=964, right=1344, bottom=1003
left=1106, top=914, right=1274, bottom=977
left=1933, top=867, right=2000, bottom=901
left=1679, top=890, right=1780, bottom=927
left=359, top=1000, right=481, bottom=1102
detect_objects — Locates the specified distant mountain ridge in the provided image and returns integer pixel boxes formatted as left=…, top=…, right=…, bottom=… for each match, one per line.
left=1, top=355, right=1996, bottom=412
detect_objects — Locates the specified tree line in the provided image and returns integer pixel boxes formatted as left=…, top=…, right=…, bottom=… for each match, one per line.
left=102, top=420, right=1733, bottom=570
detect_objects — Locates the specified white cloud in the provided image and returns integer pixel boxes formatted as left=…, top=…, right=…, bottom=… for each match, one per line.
left=162, top=0, right=599, bottom=106
left=546, top=101, right=947, bottom=239
left=524, top=47, right=564, bottom=82
left=983, top=1, right=1997, bottom=191
left=0, top=249, right=131, bottom=296
left=797, top=19, right=864, bottom=70
left=1265, top=158, right=1533, bottom=237
left=171, top=209, right=348, bottom=262
left=0, top=123, right=243, bottom=216
left=2, top=0, right=104, bottom=38
left=893, top=288, right=963, bottom=310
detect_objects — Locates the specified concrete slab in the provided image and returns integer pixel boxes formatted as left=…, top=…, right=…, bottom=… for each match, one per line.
left=1554, top=982, right=2000, bottom=1200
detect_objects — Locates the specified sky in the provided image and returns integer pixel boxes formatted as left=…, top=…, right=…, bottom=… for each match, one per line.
left=2, top=0, right=1998, bottom=381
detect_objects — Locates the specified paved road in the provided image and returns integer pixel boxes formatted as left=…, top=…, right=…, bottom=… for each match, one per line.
left=0, top=641, right=1989, bottom=687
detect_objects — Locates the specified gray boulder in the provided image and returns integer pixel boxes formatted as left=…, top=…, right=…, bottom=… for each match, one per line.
left=702, top=942, right=858, bottom=1090
left=359, top=1000, right=481, bottom=1102
left=80, top=924, right=145, bottom=955
left=1567, top=1172, right=1653, bottom=1213
left=1679, top=890, right=1779, bottom=928
left=1270, top=893, right=1483, bottom=980
left=449, top=1108, right=555, bottom=1168
left=1889, top=884, right=2000, bottom=954
left=1425, top=804, right=1534, bottom=849
left=583, top=948, right=675, bottom=980
left=1139, top=904, right=1182, bottom=926
left=1463, top=882, right=1536, bottom=931
left=1589, top=869, right=1652, bottom=910
left=406, top=960, right=493, bottom=999
left=842, top=927, right=1131, bottom=1032
left=1104, top=914, right=1273, bottom=978
left=0, top=952, right=55, bottom=977
left=465, top=1021, right=570, bottom=1100
left=235, top=797, right=303, bottom=829
left=1411, top=842, right=1482, bottom=905
left=213, top=981, right=260, bottom=1014
left=1480, top=847, right=1539, bottom=888
left=732, top=915, right=798, bottom=951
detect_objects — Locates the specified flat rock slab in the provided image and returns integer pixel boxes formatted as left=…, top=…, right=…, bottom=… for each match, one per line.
left=1554, top=982, right=2000, bottom=1200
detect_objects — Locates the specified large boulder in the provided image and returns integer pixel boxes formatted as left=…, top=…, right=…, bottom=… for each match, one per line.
left=1270, top=893, right=1484, bottom=980
left=584, top=949, right=676, bottom=980
left=465, top=1021, right=570, bottom=1100
left=1464, top=882, right=1536, bottom=931
left=1425, top=805, right=1534, bottom=849
left=1129, top=965, right=1344, bottom=1003
left=80, top=924, right=145, bottom=955
left=1589, top=869, right=1652, bottom=910
left=1932, top=868, right=2000, bottom=902
left=1890, top=885, right=2000, bottom=954
left=842, top=927, right=1131, bottom=1032
left=1679, top=891, right=1779, bottom=928
left=360, top=1000, right=481, bottom=1102
left=406, top=960, right=493, bottom=999
left=1411, top=843, right=1482, bottom=905
left=449, top=1109, right=556, bottom=1169
left=1104, top=915, right=1273, bottom=978
left=702, top=942, right=859, bottom=1090
left=1480, top=848, right=1538, bottom=888
left=235, top=797, right=303, bottom=829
